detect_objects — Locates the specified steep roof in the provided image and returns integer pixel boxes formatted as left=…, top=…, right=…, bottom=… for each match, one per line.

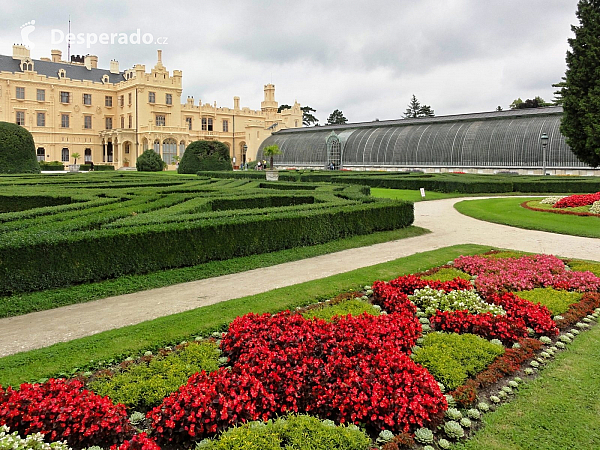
left=0, top=54, right=125, bottom=84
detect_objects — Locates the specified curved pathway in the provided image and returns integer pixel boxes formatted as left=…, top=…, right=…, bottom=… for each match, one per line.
left=1, top=197, right=598, bottom=357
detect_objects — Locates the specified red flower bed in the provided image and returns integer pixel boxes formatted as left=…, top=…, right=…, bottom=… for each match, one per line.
left=488, top=293, right=559, bottom=336
left=429, top=310, right=528, bottom=344
left=0, top=378, right=133, bottom=448
left=149, top=310, right=446, bottom=446
left=447, top=337, right=543, bottom=407
left=555, top=292, right=600, bottom=329
left=553, top=192, right=600, bottom=208
left=111, top=433, right=160, bottom=450
left=521, top=201, right=600, bottom=217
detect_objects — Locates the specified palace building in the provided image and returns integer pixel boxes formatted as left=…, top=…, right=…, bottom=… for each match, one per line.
left=0, top=45, right=302, bottom=169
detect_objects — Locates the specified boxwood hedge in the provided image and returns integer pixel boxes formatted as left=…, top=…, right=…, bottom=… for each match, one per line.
left=0, top=173, right=413, bottom=294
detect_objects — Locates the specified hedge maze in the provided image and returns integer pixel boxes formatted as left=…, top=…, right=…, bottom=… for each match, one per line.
left=0, top=173, right=413, bottom=295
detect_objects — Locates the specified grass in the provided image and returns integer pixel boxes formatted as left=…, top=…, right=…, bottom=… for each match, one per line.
left=455, top=321, right=600, bottom=450
left=454, top=197, right=600, bottom=238
left=0, top=244, right=489, bottom=386
left=0, top=226, right=429, bottom=319
left=370, top=188, right=466, bottom=202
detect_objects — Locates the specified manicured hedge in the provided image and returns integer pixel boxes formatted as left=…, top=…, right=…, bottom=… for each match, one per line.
left=197, top=171, right=600, bottom=194
left=0, top=122, right=40, bottom=174
left=39, top=161, right=64, bottom=171
left=0, top=175, right=413, bottom=294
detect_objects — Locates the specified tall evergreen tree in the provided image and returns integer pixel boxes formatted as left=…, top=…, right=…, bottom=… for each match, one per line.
left=403, top=94, right=435, bottom=118
left=560, top=0, right=600, bottom=167
left=301, top=106, right=319, bottom=126
left=326, top=109, right=348, bottom=125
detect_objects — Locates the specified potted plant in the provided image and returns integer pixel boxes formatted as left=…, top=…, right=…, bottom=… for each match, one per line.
left=263, top=145, right=282, bottom=181
left=69, top=152, right=81, bottom=172
left=123, top=157, right=130, bottom=167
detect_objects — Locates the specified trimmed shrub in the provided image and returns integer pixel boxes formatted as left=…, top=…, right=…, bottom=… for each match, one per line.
left=39, top=161, right=64, bottom=171
left=178, top=140, right=232, bottom=174
left=136, top=150, right=165, bottom=172
left=88, top=342, right=221, bottom=410
left=412, top=332, right=504, bottom=390
left=198, top=415, right=371, bottom=450
left=94, top=164, right=116, bottom=171
left=0, top=122, right=40, bottom=174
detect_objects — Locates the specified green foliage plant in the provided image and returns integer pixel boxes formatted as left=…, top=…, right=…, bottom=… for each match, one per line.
left=135, top=149, right=165, bottom=172
left=421, top=267, right=471, bottom=282
left=88, top=341, right=221, bottom=410
left=0, top=122, right=40, bottom=174
left=198, top=414, right=371, bottom=450
left=302, top=299, right=379, bottom=321
left=414, top=428, right=434, bottom=445
left=444, top=421, right=465, bottom=439
left=409, top=287, right=505, bottom=317
left=515, top=288, right=583, bottom=315
left=412, top=332, right=504, bottom=390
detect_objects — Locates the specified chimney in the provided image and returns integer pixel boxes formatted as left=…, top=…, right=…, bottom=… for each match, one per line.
left=12, top=44, right=30, bottom=60
left=234, top=96, right=240, bottom=110
left=110, top=60, right=119, bottom=74
left=157, top=49, right=162, bottom=64
left=51, top=49, right=62, bottom=63
left=84, top=54, right=98, bottom=70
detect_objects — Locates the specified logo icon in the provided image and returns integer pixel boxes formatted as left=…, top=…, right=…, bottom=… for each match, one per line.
left=20, top=20, right=36, bottom=49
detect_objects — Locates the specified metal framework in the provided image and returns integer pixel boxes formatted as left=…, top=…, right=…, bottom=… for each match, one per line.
left=257, top=107, right=591, bottom=170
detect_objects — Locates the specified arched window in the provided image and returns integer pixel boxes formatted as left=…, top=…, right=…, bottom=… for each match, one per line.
left=36, top=147, right=45, bottom=162
left=326, top=132, right=342, bottom=170
left=142, top=138, right=148, bottom=151
left=179, top=141, right=186, bottom=156
left=162, top=139, right=177, bottom=164
left=153, top=139, right=160, bottom=154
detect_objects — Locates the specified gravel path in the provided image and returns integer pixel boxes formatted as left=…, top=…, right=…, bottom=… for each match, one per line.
left=2, top=197, right=598, bottom=357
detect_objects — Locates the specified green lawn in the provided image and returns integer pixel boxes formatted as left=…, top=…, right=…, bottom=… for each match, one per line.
left=455, top=321, right=600, bottom=450
left=0, top=226, right=429, bottom=319
left=454, top=197, right=600, bottom=238
left=0, top=244, right=488, bottom=386
left=371, top=188, right=465, bottom=202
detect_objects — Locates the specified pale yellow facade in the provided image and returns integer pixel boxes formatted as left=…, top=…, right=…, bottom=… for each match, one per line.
left=0, top=45, right=302, bottom=169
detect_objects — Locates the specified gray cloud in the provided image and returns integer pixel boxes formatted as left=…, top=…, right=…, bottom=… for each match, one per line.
left=0, top=0, right=580, bottom=122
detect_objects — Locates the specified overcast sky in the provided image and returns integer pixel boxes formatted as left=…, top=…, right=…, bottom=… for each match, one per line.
left=0, top=0, right=580, bottom=124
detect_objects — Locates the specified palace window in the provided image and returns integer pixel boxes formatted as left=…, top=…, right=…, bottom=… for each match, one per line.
left=61, top=148, right=69, bottom=162
left=84, top=148, right=92, bottom=162
left=120, top=116, right=125, bottom=128
left=162, top=139, right=177, bottom=164
left=16, top=111, right=25, bottom=125
left=83, top=93, right=92, bottom=105
left=119, top=95, right=124, bottom=107
left=128, top=115, right=132, bottom=129
left=166, top=93, right=172, bottom=105
left=153, top=139, right=160, bottom=153
left=84, top=116, right=92, bottom=129
left=201, top=118, right=207, bottom=131
left=128, top=93, right=132, bottom=105
left=37, top=112, right=45, bottom=127
left=105, top=96, right=113, bottom=107
left=16, top=87, right=25, bottom=99
left=156, top=115, right=166, bottom=126
left=222, top=120, right=229, bottom=132
left=105, top=117, right=113, bottom=130
left=60, top=91, right=70, bottom=103
left=185, top=117, right=192, bottom=130
left=37, top=147, right=45, bottom=162
left=37, top=89, right=45, bottom=101
left=179, top=141, right=186, bottom=156
left=208, top=118, right=213, bottom=131
left=149, top=91, right=155, bottom=103
left=61, top=114, right=70, bottom=128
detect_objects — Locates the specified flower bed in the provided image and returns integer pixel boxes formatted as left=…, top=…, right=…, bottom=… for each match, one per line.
left=521, top=200, right=600, bottom=217
left=1, top=253, right=599, bottom=450
left=553, top=192, right=600, bottom=208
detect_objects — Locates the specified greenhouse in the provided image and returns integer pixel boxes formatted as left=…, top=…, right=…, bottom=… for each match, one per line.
left=257, top=106, right=598, bottom=175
